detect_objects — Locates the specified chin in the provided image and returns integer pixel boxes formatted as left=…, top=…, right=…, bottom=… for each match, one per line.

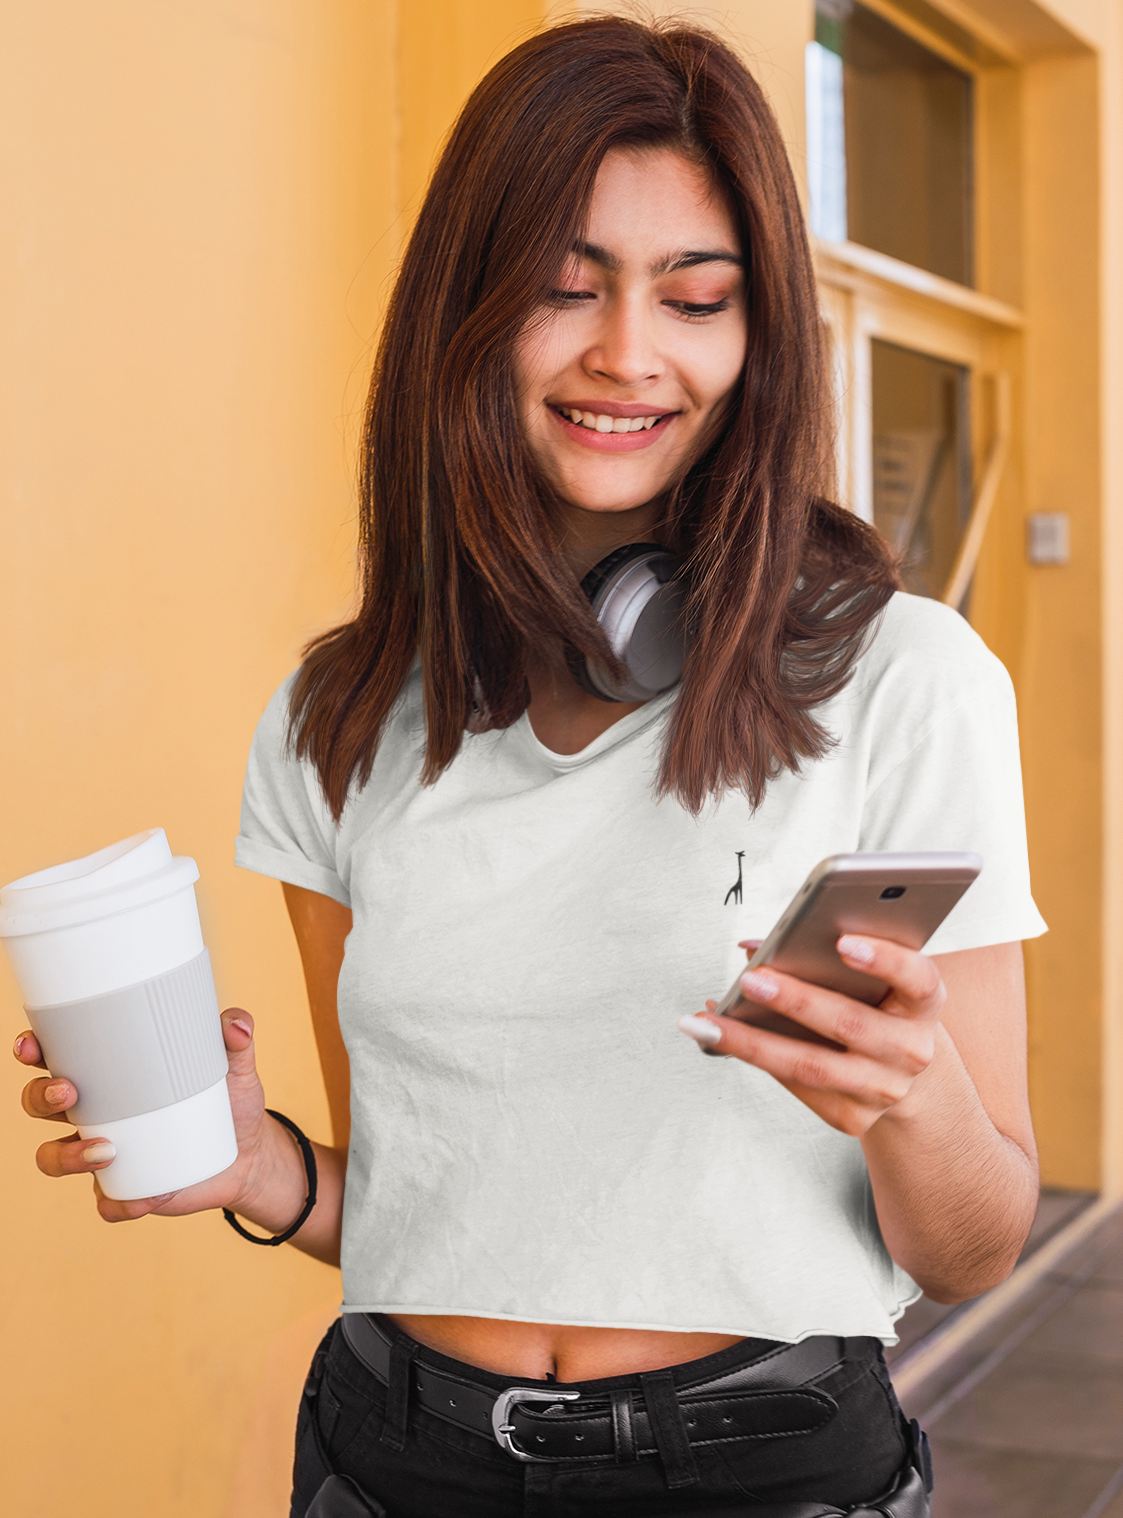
left=553, top=474, right=669, bottom=517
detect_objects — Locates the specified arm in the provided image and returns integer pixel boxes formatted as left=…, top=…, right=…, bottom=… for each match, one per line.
left=15, top=884, right=354, bottom=1269
left=683, top=937, right=1038, bottom=1302
left=862, top=942, right=1037, bottom=1300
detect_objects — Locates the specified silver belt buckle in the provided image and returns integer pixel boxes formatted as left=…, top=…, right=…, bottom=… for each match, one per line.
left=491, top=1386, right=580, bottom=1461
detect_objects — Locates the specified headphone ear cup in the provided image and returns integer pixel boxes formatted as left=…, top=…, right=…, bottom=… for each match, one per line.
left=574, top=544, right=688, bottom=703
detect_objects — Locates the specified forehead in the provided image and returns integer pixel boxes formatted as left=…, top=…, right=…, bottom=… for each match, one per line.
left=582, top=146, right=739, bottom=263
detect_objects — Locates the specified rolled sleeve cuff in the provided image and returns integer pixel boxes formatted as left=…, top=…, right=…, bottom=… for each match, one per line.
left=924, top=907, right=1047, bottom=957
left=234, top=835, right=351, bottom=908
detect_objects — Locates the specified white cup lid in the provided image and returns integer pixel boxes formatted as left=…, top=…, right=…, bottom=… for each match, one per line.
left=0, top=829, right=199, bottom=937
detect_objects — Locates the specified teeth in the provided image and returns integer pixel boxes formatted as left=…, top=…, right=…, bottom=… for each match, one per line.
left=561, top=408, right=663, bottom=433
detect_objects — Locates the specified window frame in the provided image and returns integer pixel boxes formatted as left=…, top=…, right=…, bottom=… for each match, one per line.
left=809, top=0, right=1024, bottom=617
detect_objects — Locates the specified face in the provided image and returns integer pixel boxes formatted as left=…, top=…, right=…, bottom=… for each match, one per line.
left=513, top=146, right=747, bottom=545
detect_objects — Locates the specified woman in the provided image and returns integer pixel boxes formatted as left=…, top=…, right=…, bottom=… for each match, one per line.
left=17, top=18, right=1045, bottom=1517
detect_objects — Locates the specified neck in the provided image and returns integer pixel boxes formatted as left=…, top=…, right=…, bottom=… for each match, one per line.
left=556, top=498, right=666, bottom=579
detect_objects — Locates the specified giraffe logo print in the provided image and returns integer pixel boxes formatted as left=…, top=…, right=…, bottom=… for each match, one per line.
left=724, top=851, right=745, bottom=906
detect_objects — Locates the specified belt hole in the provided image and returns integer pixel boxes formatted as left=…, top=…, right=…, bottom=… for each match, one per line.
left=537, top=1435, right=545, bottom=1444
left=722, top=1416, right=732, bottom=1424
left=449, top=1399, right=456, bottom=1407
left=576, top=1434, right=584, bottom=1442
left=687, top=1420, right=696, bottom=1428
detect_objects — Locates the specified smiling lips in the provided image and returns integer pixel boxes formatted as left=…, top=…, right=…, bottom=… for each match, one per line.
left=550, top=403, right=675, bottom=451
left=560, top=406, right=663, bottom=433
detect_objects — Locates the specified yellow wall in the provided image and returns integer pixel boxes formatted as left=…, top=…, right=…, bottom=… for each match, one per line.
left=970, top=38, right=1105, bottom=1188
left=4, top=1, right=1122, bottom=1514
left=1099, top=0, right=1123, bottom=1200
left=1018, top=50, right=1104, bottom=1187
left=958, top=0, right=1123, bottom=1194
left=3, top=3, right=407, bottom=1514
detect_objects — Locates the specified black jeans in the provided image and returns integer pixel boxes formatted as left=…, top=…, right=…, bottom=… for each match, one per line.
left=291, top=1317, right=914, bottom=1517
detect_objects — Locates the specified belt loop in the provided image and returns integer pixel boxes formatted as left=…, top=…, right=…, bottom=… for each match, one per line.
left=639, top=1370, right=700, bottom=1489
left=379, top=1336, right=419, bottom=1452
left=610, top=1387, right=637, bottom=1464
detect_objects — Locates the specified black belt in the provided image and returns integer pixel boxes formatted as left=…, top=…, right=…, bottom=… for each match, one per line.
left=340, top=1312, right=860, bottom=1465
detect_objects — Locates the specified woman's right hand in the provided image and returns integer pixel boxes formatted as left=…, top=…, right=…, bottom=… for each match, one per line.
left=14, top=1009, right=276, bottom=1223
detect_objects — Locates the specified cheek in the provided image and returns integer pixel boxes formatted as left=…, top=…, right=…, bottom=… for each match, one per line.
left=512, top=318, right=570, bottom=416
left=686, top=325, right=747, bottom=419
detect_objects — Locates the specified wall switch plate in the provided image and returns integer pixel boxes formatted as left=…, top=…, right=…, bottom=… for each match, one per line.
left=1027, top=512, right=1070, bottom=565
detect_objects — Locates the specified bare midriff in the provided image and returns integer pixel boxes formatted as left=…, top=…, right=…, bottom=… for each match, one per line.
left=389, top=1315, right=745, bottom=1382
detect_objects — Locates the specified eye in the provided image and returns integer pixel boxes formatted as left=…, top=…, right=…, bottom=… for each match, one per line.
left=547, top=289, right=595, bottom=306
left=666, top=298, right=732, bottom=321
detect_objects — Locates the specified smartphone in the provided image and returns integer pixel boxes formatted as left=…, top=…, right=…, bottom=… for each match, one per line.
left=713, top=851, right=982, bottom=1043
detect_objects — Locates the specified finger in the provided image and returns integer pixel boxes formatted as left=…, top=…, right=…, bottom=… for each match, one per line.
left=21, top=1074, right=79, bottom=1122
left=681, top=1012, right=913, bottom=1108
left=734, top=966, right=931, bottom=1069
left=36, top=1130, right=119, bottom=1178
left=92, top=1176, right=180, bottom=1223
left=695, top=1000, right=728, bottom=1058
left=836, top=935, right=945, bottom=1016
left=220, top=1007, right=257, bottom=1069
left=14, top=1031, right=47, bottom=1069
left=736, top=940, right=764, bottom=956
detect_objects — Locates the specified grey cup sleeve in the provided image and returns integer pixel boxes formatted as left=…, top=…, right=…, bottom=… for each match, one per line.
left=26, top=950, right=228, bottom=1125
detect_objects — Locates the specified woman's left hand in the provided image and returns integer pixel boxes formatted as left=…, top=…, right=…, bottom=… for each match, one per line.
left=679, top=934, right=946, bottom=1138
left=683, top=936, right=1037, bottom=1300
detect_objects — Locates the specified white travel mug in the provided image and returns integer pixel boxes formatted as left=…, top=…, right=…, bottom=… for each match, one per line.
left=0, top=829, right=238, bottom=1200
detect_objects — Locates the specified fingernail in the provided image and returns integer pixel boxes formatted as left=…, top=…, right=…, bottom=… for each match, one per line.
left=228, top=1018, right=251, bottom=1038
left=838, top=935, right=874, bottom=966
left=678, top=1014, right=723, bottom=1047
left=45, top=1081, right=70, bottom=1105
left=740, top=970, right=778, bottom=1002
left=82, top=1141, right=116, bottom=1165
left=13, top=1034, right=27, bottom=1058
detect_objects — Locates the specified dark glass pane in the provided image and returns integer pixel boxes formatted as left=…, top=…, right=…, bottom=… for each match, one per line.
left=810, top=1, right=974, bottom=285
left=871, top=339, right=971, bottom=601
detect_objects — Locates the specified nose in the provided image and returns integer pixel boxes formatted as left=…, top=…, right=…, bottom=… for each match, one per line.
left=582, top=292, right=663, bottom=389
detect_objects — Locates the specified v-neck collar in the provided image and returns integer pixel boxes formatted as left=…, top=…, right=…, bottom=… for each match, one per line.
left=514, top=688, right=677, bottom=771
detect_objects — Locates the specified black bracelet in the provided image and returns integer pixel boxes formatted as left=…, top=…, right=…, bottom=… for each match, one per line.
left=223, top=1109, right=319, bottom=1247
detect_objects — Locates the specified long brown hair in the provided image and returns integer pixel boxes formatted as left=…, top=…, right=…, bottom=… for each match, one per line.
left=290, top=17, right=898, bottom=821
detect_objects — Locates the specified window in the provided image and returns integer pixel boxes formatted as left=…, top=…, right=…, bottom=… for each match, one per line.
left=807, top=0, right=974, bottom=286
left=871, top=340, right=971, bottom=600
left=809, top=0, right=1019, bottom=619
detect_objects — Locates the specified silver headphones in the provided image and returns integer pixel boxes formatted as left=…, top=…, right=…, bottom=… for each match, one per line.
left=572, top=543, right=688, bottom=703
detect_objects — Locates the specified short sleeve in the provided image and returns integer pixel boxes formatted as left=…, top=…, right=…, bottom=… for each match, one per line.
left=234, top=675, right=351, bottom=908
left=857, top=623, right=1046, bottom=954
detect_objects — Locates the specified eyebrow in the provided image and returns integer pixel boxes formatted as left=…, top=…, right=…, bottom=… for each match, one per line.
left=574, top=241, right=743, bottom=275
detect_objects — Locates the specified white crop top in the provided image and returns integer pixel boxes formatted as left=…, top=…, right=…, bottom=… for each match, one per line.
left=235, top=592, right=1046, bottom=1344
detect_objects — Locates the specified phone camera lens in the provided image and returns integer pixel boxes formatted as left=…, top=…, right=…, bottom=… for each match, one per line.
left=879, top=886, right=906, bottom=900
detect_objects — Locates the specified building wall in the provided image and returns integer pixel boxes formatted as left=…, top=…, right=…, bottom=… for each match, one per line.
left=1020, top=49, right=1104, bottom=1187
left=970, top=36, right=1105, bottom=1189
left=2, top=2, right=1120, bottom=1514
left=1, top=4, right=448, bottom=1515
